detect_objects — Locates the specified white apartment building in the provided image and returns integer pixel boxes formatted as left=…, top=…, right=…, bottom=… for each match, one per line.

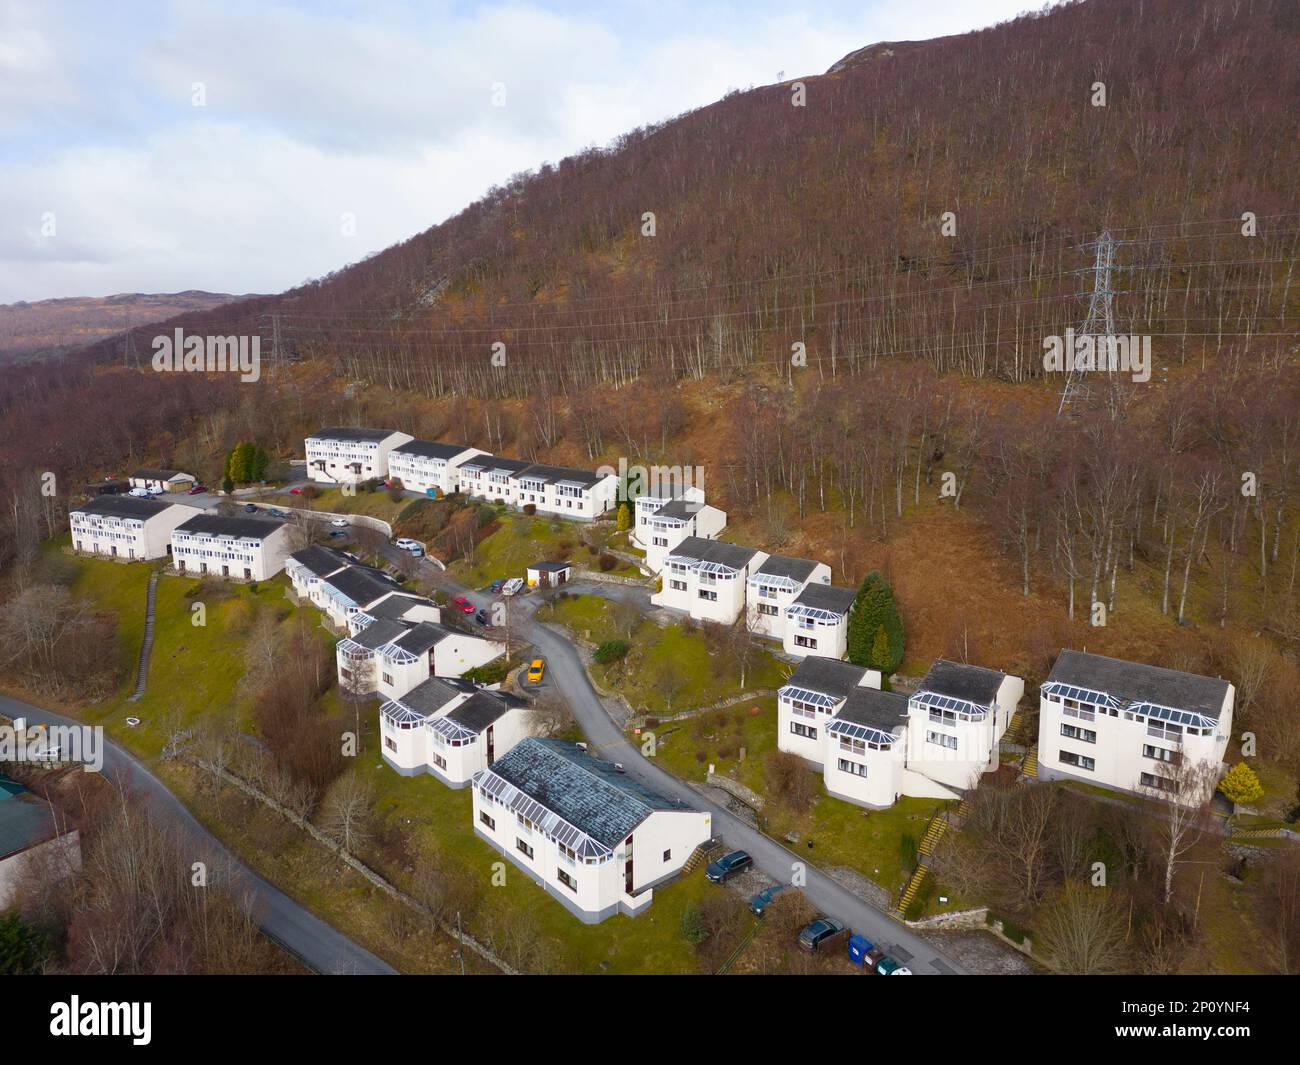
left=745, top=555, right=831, bottom=641
left=508, top=463, right=619, bottom=520
left=379, top=676, right=533, bottom=786
left=633, top=484, right=705, bottom=541
left=312, top=565, right=419, bottom=630
left=638, top=496, right=728, bottom=573
left=1036, top=650, right=1234, bottom=805
left=387, top=439, right=486, bottom=497
left=472, top=738, right=712, bottom=923
left=69, top=496, right=192, bottom=560
left=778, top=656, right=883, bottom=764
left=171, top=514, right=292, bottom=580
left=338, top=617, right=502, bottom=697
left=778, top=656, right=1023, bottom=809
left=651, top=537, right=768, bottom=625
left=304, top=427, right=413, bottom=485
left=456, top=455, right=534, bottom=505
left=285, top=544, right=361, bottom=599
left=781, top=584, right=858, bottom=659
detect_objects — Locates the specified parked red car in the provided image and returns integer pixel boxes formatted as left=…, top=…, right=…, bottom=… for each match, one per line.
left=452, top=596, right=475, bottom=614
left=187, top=484, right=207, bottom=495
left=289, top=486, right=303, bottom=494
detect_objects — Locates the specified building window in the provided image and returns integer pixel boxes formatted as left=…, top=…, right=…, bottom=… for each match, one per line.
left=698, top=589, right=717, bottom=601
left=1061, top=723, right=1096, bottom=744
left=382, top=673, right=393, bottom=685
left=516, top=839, right=534, bottom=859
left=1140, top=771, right=1179, bottom=793
left=839, top=736, right=866, bottom=755
left=1143, top=744, right=1181, bottom=765
left=837, top=758, right=868, bottom=778
left=670, top=579, right=687, bottom=592
left=790, top=722, right=817, bottom=741
left=794, top=635, right=817, bottom=649
left=926, top=731, right=958, bottom=751
left=1059, top=750, right=1095, bottom=771
left=384, top=736, right=396, bottom=752
left=758, top=603, right=779, bottom=616
left=557, top=868, right=578, bottom=892
left=662, top=849, right=671, bottom=862
left=479, top=811, right=495, bottom=831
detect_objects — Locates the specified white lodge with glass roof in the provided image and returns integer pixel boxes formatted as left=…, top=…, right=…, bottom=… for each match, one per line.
left=651, top=537, right=768, bottom=625
left=472, top=739, right=711, bottom=923
left=1036, top=650, right=1234, bottom=805
left=778, top=656, right=1023, bottom=809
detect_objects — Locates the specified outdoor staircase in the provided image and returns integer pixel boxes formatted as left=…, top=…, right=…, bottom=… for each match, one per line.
left=683, top=839, right=723, bottom=874
left=1021, top=744, right=1039, bottom=779
left=895, top=864, right=929, bottom=918
left=955, top=799, right=971, bottom=820
left=127, top=569, right=161, bottom=703
left=918, top=814, right=949, bottom=857
left=1003, top=710, right=1026, bottom=745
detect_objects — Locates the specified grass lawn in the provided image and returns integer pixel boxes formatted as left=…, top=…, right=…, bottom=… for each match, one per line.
left=47, top=547, right=716, bottom=974
left=453, top=512, right=582, bottom=587
left=541, top=593, right=790, bottom=715
left=357, top=742, right=717, bottom=974
left=644, top=695, right=949, bottom=895
left=261, top=485, right=408, bottom=523
left=69, top=557, right=320, bottom=760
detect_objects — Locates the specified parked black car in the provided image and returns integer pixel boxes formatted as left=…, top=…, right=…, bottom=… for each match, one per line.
left=475, top=609, right=490, bottom=625
left=705, top=850, right=752, bottom=883
left=798, top=917, right=846, bottom=952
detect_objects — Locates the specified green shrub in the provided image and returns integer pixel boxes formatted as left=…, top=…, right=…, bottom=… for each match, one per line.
left=680, top=906, right=708, bottom=945
left=463, top=659, right=510, bottom=685
left=594, top=639, right=630, bottom=664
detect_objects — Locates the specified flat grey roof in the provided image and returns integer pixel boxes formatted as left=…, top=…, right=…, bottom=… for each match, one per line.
left=392, top=439, right=474, bottom=461
left=176, top=514, right=285, bottom=540
left=446, top=690, right=528, bottom=732
left=73, top=495, right=173, bottom=520
left=393, top=676, right=480, bottom=716
left=754, top=555, right=821, bottom=582
left=0, top=778, right=57, bottom=860
left=513, top=463, right=605, bottom=487
left=289, top=545, right=357, bottom=577
left=322, top=567, right=403, bottom=605
left=310, top=427, right=399, bottom=443
left=836, top=687, right=910, bottom=732
left=1046, top=649, right=1230, bottom=720
left=792, top=584, right=858, bottom=614
left=917, top=659, right=1006, bottom=705
left=488, top=739, right=694, bottom=848
left=669, top=536, right=758, bottom=570
left=784, top=656, right=869, bottom=700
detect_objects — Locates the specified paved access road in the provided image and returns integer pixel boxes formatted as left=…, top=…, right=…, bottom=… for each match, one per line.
left=0, top=694, right=396, bottom=975
left=427, top=570, right=967, bottom=976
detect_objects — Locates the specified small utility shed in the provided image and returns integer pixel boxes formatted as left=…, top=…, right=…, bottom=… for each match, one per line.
left=526, top=560, right=573, bottom=587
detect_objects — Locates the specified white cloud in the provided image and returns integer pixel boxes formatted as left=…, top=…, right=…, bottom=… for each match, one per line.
left=0, top=0, right=1035, bottom=301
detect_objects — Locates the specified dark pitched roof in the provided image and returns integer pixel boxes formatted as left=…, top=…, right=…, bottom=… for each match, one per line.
left=652, top=498, right=702, bottom=521
left=393, top=676, right=480, bottom=716
left=323, top=567, right=403, bottom=606
left=836, top=687, right=910, bottom=733
left=1046, top=650, right=1231, bottom=720
left=669, top=536, right=758, bottom=570
left=363, top=594, right=436, bottom=620
left=917, top=659, right=1006, bottom=706
left=289, top=545, right=356, bottom=577
left=0, top=778, right=57, bottom=860
left=465, top=455, right=531, bottom=473
left=488, top=739, right=693, bottom=848
left=529, top=560, right=572, bottom=572
left=446, top=690, right=528, bottom=732
left=792, top=583, right=858, bottom=615
left=392, top=439, right=475, bottom=461
left=350, top=618, right=412, bottom=650
left=512, top=463, right=605, bottom=487
left=309, top=426, right=400, bottom=443
left=754, top=555, right=821, bottom=582
left=391, top=621, right=457, bottom=655
left=176, top=514, right=285, bottom=540
left=72, top=495, right=173, bottom=520
left=784, top=655, right=870, bottom=699
left=132, top=467, right=187, bottom=481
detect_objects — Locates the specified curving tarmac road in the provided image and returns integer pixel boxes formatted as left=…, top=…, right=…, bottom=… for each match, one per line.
left=424, top=567, right=969, bottom=976
left=0, top=694, right=396, bottom=975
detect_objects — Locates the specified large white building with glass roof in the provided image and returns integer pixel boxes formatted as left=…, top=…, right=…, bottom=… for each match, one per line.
left=1036, top=650, right=1234, bottom=805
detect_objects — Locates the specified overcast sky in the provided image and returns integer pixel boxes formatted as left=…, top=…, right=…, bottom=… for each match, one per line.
left=0, top=0, right=1035, bottom=303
